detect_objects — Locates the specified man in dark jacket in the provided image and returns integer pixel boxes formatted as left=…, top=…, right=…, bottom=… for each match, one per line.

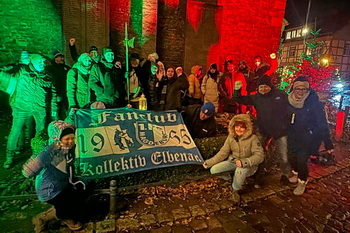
left=47, top=50, right=70, bottom=120
left=0, top=54, right=58, bottom=169
left=89, top=47, right=126, bottom=108
left=183, top=102, right=217, bottom=139
left=233, top=75, right=291, bottom=185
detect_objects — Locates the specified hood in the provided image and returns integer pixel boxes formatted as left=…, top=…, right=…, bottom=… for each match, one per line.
left=191, top=65, right=202, bottom=75
left=228, top=114, right=253, bottom=139
left=48, top=120, right=75, bottom=144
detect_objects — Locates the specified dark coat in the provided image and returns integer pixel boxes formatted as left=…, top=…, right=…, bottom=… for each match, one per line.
left=164, top=76, right=189, bottom=111
left=183, top=104, right=217, bottom=139
left=288, top=90, right=333, bottom=155
left=234, top=88, right=289, bottom=139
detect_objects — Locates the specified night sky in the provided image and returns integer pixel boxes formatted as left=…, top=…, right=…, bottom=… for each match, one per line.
left=285, top=0, right=350, bottom=27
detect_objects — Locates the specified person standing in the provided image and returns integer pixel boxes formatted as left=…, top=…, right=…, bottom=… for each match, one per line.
left=0, top=54, right=58, bottom=169
left=201, top=63, right=221, bottom=112
left=287, top=76, right=334, bottom=195
left=233, top=75, right=291, bottom=185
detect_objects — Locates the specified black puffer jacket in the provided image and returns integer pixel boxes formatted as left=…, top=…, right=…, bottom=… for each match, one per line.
left=234, top=88, right=289, bottom=139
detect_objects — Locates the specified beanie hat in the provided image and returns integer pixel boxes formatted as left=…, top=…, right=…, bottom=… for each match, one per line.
left=130, top=52, right=140, bottom=60
left=53, top=50, right=64, bottom=58
left=89, top=46, right=98, bottom=53
left=78, top=53, right=91, bottom=63
left=102, top=46, right=113, bottom=55
left=257, top=75, right=273, bottom=88
left=210, top=63, right=217, bottom=70
left=60, top=127, right=75, bottom=139
left=233, top=120, right=247, bottom=129
left=201, top=102, right=215, bottom=117
left=292, top=76, right=310, bottom=90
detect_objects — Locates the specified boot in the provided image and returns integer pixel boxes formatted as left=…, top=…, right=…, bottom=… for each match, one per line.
left=32, top=207, right=57, bottom=233
left=62, top=219, right=83, bottom=231
left=293, top=179, right=307, bottom=195
left=3, top=150, right=15, bottom=169
left=288, top=170, right=298, bottom=183
left=232, top=190, right=241, bottom=204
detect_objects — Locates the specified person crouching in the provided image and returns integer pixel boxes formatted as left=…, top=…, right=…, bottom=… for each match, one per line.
left=203, top=114, right=264, bottom=203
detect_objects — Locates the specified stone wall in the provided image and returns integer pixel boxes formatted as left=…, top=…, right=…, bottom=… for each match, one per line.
left=0, top=0, right=63, bottom=65
left=62, top=0, right=109, bottom=66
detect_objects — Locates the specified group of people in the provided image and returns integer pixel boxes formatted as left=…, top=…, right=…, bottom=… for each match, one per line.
left=203, top=74, right=334, bottom=203
left=0, top=41, right=334, bottom=232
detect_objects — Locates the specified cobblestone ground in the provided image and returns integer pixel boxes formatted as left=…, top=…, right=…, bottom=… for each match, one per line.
left=0, top=136, right=349, bottom=232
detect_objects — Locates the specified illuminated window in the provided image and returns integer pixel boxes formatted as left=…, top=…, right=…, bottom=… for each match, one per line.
left=286, top=31, right=291, bottom=40
left=289, top=46, right=296, bottom=57
left=296, top=29, right=302, bottom=37
left=291, top=30, right=296, bottom=38
left=344, top=43, right=350, bottom=56
left=306, top=47, right=312, bottom=55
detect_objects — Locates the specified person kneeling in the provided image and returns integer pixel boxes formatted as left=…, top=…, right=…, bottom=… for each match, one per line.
left=203, top=114, right=264, bottom=203
left=22, top=121, right=92, bottom=232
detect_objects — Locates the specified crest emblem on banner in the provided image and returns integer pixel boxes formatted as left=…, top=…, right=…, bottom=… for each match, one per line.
left=135, top=122, right=168, bottom=146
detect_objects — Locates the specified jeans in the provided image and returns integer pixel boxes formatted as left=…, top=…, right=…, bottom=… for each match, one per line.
left=257, top=134, right=291, bottom=177
left=7, top=107, right=46, bottom=152
left=210, top=160, right=258, bottom=191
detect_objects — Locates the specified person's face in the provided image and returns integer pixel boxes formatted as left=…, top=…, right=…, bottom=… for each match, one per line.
left=196, top=68, right=202, bottom=77
left=258, top=85, right=272, bottom=95
left=293, top=86, right=309, bottom=99
left=239, top=62, right=246, bottom=70
left=54, top=55, right=65, bottom=64
left=32, top=58, right=46, bottom=72
left=200, top=112, right=210, bottom=121
left=60, top=133, right=75, bottom=149
left=176, top=68, right=182, bottom=76
left=167, top=68, right=175, bottom=78
left=151, top=65, right=158, bottom=75
left=254, top=58, right=262, bottom=67
left=210, top=67, right=216, bottom=73
left=90, top=51, right=99, bottom=61
left=227, top=63, right=234, bottom=73
left=234, top=125, right=246, bottom=136
left=131, top=59, right=139, bottom=68
left=82, top=57, right=92, bottom=69
left=104, top=52, right=114, bottom=63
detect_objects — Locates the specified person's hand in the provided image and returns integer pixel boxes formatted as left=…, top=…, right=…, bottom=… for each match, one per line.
left=126, top=104, right=132, bottom=108
left=234, top=81, right=242, bottom=90
left=203, top=162, right=209, bottom=169
left=115, top=61, right=122, bottom=69
left=69, top=107, right=79, bottom=116
left=270, top=53, right=276, bottom=59
left=235, top=160, right=242, bottom=168
left=69, top=38, right=76, bottom=46
left=327, top=149, right=334, bottom=153
left=148, top=54, right=156, bottom=62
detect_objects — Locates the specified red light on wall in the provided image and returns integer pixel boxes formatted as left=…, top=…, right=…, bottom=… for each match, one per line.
left=186, top=0, right=205, bottom=32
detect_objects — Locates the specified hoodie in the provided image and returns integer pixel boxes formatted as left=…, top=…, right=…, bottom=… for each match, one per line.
left=187, top=65, right=203, bottom=99
left=22, top=121, right=76, bottom=202
left=204, top=114, right=264, bottom=168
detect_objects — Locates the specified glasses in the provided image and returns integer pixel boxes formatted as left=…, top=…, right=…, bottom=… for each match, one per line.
left=294, top=88, right=309, bottom=92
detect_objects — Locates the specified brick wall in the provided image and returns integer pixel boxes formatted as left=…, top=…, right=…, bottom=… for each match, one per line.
left=157, top=0, right=187, bottom=68
left=62, top=0, right=109, bottom=66
left=0, top=0, right=63, bottom=65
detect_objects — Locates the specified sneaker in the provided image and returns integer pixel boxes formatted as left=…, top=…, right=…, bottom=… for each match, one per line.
left=288, top=171, right=298, bottom=183
left=280, top=175, right=290, bottom=185
left=232, top=190, right=241, bottom=204
left=62, top=219, right=82, bottom=231
left=293, top=179, right=307, bottom=195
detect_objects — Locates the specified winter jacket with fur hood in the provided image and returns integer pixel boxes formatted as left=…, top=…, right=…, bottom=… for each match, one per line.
left=204, top=114, right=264, bottom=168
left=22, top=121, right=76, bottom=202
left=187, top=65, right=203, bottom=99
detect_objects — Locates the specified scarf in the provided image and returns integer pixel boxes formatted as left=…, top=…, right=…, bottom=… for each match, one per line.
left=288, top=90, right=310, bottom=108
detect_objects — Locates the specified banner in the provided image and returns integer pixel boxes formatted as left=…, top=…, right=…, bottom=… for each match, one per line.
left=75, top=108, right=204, bottom=178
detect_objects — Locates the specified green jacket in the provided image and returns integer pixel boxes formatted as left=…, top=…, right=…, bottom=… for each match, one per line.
left=205, top=114, right=264, bottom=168
left=0, top=66, right=57, bottom=115
left=66, top=63, right=91, bottom=108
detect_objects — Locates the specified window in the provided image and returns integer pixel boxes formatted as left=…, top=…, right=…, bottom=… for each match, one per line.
left=296, top=29, right=302, bottom=37
left=289, top=46, right=296, bottom=57
left=286, top=31, right=291, bottom=40
left=291, top=30, right=296, bottom=38
left=344, top=43, right=350, bottom=56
